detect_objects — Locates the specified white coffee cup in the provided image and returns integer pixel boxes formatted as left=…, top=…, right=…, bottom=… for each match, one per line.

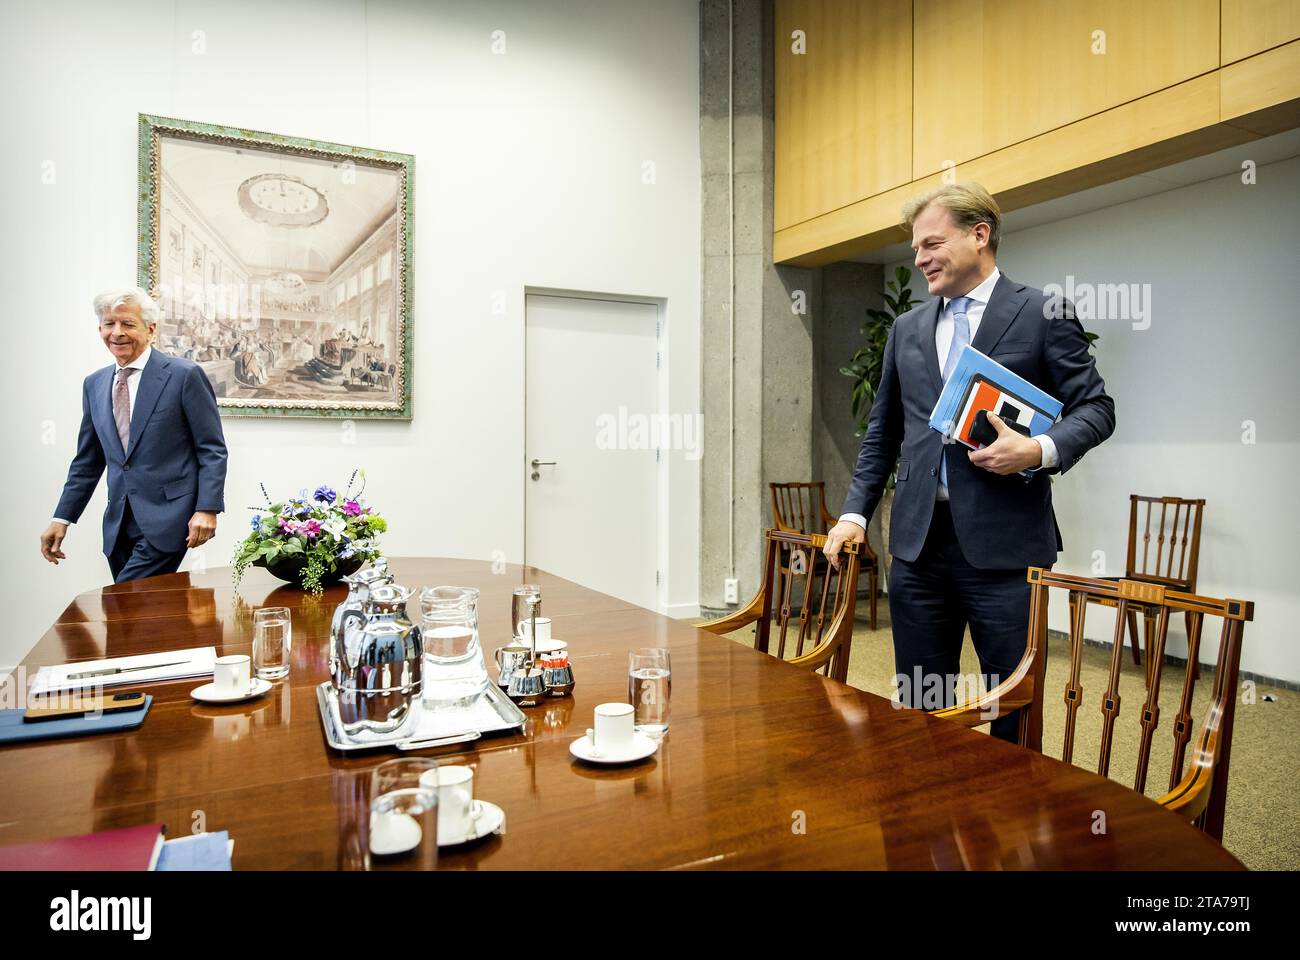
left=518, top=617, right=552, bottom=643
left=213, top=655, right=252, bottom=696
left=587, top=702, right=635, bottom=756
left=419, top=765, right=482, bottom=842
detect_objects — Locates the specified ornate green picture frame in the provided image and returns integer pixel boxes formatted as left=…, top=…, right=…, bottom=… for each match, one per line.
left=137, top=113, right=415, bottom=419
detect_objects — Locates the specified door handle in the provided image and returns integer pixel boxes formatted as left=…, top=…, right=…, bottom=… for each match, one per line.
left=530, top=459, right=556, bottom=481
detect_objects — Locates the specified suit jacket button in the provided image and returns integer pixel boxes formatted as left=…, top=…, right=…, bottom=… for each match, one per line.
left=929, top=467, right=937, bottom=476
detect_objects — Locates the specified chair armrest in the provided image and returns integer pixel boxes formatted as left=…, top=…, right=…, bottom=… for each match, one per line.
left=933, top=643, right=1037, bottom=730
left=933, top=676, right=1035, bottom=729
left=787, top=556, right=860, bottom=676
left=1156, top=703, right=1221, bottom=824
left=699, top=587, right=765, bottom=636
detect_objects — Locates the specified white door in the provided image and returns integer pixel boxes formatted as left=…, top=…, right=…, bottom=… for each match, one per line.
left=525, top=294, right=659, bottom=609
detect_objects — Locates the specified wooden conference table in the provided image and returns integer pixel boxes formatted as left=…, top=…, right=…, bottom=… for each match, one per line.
left=0, top=558, right=1241, bottom=870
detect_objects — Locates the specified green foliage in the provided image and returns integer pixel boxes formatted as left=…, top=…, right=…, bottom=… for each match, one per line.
left=841, top=265, right=920, bottom=438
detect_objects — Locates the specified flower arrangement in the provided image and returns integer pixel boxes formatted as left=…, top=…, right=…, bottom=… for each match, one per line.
left=233, top=470, right=387, bottom=594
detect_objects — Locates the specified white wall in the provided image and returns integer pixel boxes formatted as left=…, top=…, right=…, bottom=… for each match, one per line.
left=0, top=0, right=702, bottom=669
left=888, top=155, right=1300, bottom=683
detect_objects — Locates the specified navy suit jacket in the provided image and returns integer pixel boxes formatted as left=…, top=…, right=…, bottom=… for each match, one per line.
left=54, top=350, right=228, bottom=555
left=842, top=273, right=1115, bottom=570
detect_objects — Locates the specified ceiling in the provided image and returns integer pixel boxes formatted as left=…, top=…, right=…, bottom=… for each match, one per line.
left=160, top=135, right=400, bottom=276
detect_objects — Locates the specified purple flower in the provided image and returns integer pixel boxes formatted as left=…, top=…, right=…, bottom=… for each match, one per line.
left=313, top=485, right=337, bottom=505
left=251, top=514, right=262, bottom=530
left=342, top=499, right=362, bottom=516
left=278, top=516, right=294, bottom=533
left=302, top=519, right=322, bottom=539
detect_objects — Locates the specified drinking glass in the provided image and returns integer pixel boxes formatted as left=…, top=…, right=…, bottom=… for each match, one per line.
left=511, top=585, right=541, bottom=640
left=628, top=647, right=671, bottom=738
left=368, top=758, right=439, bottom=870
left=252, top=607, right=291, bottom=680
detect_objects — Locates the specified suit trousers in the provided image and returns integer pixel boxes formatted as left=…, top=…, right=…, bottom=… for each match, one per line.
left=108, top=499, right=188, bottom=584
left=886, top=500, right=1037, bottom=743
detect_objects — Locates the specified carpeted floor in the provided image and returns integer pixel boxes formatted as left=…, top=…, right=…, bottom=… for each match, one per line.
left=699, top=600, right=1299, bottom=870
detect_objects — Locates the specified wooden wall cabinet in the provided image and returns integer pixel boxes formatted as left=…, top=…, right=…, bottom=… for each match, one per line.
left=774, top=0, right=1300, bottom=265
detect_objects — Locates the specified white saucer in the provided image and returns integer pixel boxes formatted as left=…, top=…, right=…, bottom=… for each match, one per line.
left=439, top=800, right=506, bottom=847
left=369, top=811, right=424, bottom=856
left=515, top=637, right=567, bottom=655
left=569, top=731, right=659, bottom=765
left=190, top=678, right=273, bottom=703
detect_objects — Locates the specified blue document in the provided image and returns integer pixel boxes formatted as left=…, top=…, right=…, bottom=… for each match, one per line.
left=928, top=345, right=1062, bottom=478
left=930, top=345, right=1061, bottom=438
left=156, top=832, right=233, bottom=871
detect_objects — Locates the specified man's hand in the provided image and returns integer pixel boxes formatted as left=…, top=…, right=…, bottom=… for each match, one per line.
left=823, top=519, right=865, bottom=570
left=40, top=522, right=69, bottom=564
left=186, top=511, right=218, bottom=549
left=967, top=412, right=1043, bottom=476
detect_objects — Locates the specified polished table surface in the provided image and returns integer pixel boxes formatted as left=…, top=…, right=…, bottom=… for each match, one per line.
left=0, top=558, right=1242, bottom=870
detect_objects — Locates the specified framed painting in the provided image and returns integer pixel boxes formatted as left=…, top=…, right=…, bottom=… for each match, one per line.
left=137, top=113, right=415, bottom=419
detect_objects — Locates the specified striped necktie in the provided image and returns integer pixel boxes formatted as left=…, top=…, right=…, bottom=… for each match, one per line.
left=113, top=367, right=136, bottom=453
left=939, top=297, right=973, bottom=490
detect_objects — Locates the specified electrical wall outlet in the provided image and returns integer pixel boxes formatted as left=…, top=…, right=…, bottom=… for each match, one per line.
left=724, top=578, right=739, bottom=604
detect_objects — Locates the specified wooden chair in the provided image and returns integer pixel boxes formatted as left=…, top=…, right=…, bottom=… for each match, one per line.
left=701, top=529, right=861, bottom=683
left=769, top=481, right=879, bottom=629
left=1073, top=495, right=1206, bottom=685
left=937, top=568, right=1252, bottom=841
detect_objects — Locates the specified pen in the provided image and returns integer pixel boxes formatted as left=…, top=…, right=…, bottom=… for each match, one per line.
left=67, top=660, right=191, bottom=680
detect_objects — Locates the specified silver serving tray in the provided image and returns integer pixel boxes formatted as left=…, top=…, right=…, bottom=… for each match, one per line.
left=316, top=681, right=527, bottom=753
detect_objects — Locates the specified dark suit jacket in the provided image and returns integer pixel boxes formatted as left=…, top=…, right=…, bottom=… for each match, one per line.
left=842, top=272, right=1115, bottom=569
left=54, top=350, right=229, bottom=555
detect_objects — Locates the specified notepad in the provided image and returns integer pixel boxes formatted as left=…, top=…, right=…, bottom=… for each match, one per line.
left=29, top=647, right=217, bottom=696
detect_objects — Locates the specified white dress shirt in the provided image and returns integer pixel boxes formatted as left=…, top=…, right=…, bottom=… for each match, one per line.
left=52, top=346, right=153, bottom=526
left=839, top=268, right=1058, bottom=531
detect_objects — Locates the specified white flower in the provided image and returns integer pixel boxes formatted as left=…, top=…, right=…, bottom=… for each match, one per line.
left=322, top=518, right=346, bottom=539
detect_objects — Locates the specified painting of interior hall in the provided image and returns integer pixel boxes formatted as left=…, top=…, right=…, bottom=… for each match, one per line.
left=153, top=132, right=406, bottom=412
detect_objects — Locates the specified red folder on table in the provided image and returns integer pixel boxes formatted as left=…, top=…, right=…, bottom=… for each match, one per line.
left=0, top=823, right=164, bottom=871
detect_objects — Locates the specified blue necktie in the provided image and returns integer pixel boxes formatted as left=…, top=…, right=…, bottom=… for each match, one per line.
left=939, top=297, right=973, bottom=490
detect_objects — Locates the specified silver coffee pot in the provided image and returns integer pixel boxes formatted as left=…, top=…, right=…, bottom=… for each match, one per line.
left=329, top=559, right=394, bottom=670
left=332, top=582, right=423, bottom=735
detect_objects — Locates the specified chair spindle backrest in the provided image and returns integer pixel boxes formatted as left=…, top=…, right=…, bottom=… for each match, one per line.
left=769, top=481, right=833, bottom=536
left=756, top=530, right=860, bottom=682
left=1033, top=568, right=1251, bottom=839
left=1125, top=495, right=1206, bottom=592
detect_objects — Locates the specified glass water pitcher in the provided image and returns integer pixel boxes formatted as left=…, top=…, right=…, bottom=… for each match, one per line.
left=419, top=586, right=488, bottom=707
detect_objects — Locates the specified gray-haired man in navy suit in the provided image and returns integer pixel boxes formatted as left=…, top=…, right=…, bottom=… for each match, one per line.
left=824, top=183, right=1115, bottom=742
left=40, top=289, right=229, bottom=583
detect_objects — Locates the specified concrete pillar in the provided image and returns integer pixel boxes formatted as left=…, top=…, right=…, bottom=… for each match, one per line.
left=699, top=0, right=817, bottom=614
left=699, top=1, right=888, bottom=613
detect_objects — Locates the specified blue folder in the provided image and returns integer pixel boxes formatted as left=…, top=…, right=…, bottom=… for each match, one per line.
left=930, top=345, right=1062, bottom=438
left=928, top=345, right=1063, bottom=480
left=0, top=697, right=153, bottom=746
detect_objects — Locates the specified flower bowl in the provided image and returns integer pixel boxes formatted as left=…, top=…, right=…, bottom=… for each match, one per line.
left=233, top=473, right=387, bottom=595
left=260, top=553, right=365, bottom=589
